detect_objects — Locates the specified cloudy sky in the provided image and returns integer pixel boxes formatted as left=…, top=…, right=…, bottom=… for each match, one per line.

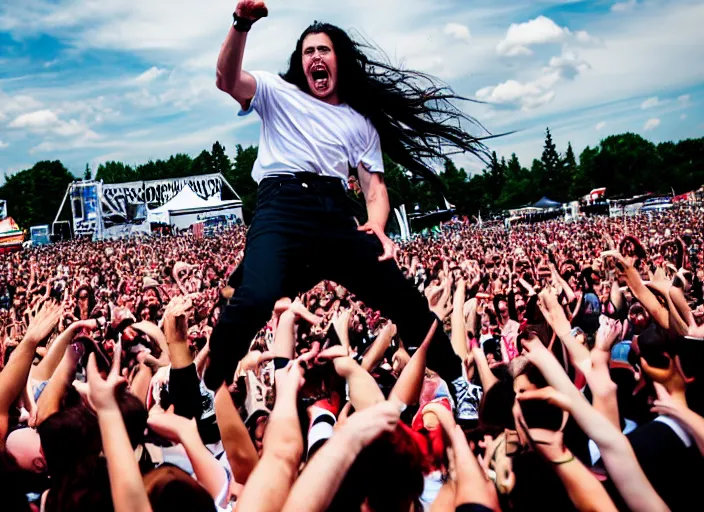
left=0, top=0, right=702, bottom=180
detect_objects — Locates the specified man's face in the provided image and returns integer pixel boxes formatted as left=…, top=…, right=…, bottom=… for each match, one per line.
left=301, top=32, right=338, bottom=101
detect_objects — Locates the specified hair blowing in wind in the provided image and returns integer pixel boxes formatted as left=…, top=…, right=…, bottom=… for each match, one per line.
left=282, top=22, right=491, bottom=183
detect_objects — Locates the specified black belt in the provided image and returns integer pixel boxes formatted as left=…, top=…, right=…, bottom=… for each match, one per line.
left=261, top=172, right=347, bottom=193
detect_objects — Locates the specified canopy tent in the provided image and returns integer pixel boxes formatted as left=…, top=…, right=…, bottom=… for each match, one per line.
left=531, top=197, right=563, bottom=209
left=147, top=184, right=243, bottom=230
left=0, top=217, right=24, bottom=253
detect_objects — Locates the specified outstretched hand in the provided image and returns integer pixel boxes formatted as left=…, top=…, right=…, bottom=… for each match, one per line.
left=358, top=223, right=398, bottom=262
left=339, top=400, right=401, bottom=450
left=24, top=300, right=61, bottom=344
left=87, top=341, right=125, bottom=413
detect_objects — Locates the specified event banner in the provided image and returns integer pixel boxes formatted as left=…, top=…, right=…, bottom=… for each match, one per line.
left=101, top=174, right=223, bottom=226
left=72, top=182, right=100, bottom=236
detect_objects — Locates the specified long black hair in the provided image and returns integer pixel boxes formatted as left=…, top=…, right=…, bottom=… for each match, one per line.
left=281, top=22, right=491, bottom=183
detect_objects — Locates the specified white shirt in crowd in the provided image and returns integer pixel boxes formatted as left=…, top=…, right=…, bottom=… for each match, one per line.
left=240, top=70, right=385, bottom=183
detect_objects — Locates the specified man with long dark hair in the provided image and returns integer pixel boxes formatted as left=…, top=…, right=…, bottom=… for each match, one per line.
left=205, top=0, right=486, bottom=392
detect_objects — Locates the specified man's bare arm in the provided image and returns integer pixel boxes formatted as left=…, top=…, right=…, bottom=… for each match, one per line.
left=215, top=1, right=267, bottom=108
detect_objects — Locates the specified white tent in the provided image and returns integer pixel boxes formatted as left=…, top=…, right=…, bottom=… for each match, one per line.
left=147, top=184, right=243, bottom=229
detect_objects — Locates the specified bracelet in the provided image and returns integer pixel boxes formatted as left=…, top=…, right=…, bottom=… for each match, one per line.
left=232, top=13, right=254, bottom=32
left=550, top=454, right=575, bottom=465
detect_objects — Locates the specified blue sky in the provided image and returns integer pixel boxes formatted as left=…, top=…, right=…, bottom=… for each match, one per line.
left=0, top=0, right=702, bottom=181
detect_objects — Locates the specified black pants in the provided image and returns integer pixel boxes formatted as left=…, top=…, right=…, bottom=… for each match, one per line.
left=204, top=173, right=462, bottom=390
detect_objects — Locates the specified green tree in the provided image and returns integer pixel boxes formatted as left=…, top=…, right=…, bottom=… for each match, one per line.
left=83, top=164, right=92, bottom=180
left=190, top=150, right=213, bottom=176
left=95, top=161, right=135, bottom=184
left=165, top=154, right=194, bottom=178
left=591, top=133, right=661, bottom=196
left=571, top=146, right=598, bottom=198
left=539, top=127, right=564, bottom=200
left=210, top=141, right=232, bottom=176
left=0, top=161, right=75, bottom=227
left=229, top=145, right=259, bottom=222
left=497, top=153, right=531, bottom=209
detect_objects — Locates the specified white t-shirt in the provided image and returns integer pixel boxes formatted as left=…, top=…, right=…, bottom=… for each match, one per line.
left=240, top=71, right=385, bottom=183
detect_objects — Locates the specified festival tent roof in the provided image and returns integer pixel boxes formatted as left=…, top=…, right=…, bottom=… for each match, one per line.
left=147, top=184, right=241, bottom=224
left=531, top=197, right=563, bottom=209
left=0, top=217, right=21, bottom=233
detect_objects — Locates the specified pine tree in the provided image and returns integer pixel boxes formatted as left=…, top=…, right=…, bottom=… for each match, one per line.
left=540, top=128, right=562, bottom=199
left=210, top=141, right=232, bottom=176
left=190, top=150, right=214, bottom=176
left=83, top=163, right=91, bottom=180
left=560, top=142, right=578, bottom=201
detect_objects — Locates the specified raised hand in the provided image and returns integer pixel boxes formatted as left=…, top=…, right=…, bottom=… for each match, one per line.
left=338, top=400, right=401, bottom=450
left=274, top=358, right=306, bottom=395
left=24, top=300, right=61, bottom=344
left=163, top=295, right=192, bottom=344
left=235, top=0, right=269, bottom=21
left=87, top=341, right=125, bottom=413
left=594, top=318, right=621, bottom=353
left=514, top=389, right=570, bottom=463
left=332, top=308, right=352, bottom=337
left=316, top=344, right=350, bottom=362
left=147, top=405, right=198, bottom=442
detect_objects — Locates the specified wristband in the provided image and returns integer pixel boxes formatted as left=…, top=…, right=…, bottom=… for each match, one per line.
left=273, top=357, right=290, bottom=370
left=550, top=454, right=575, bottom=465
left=232, top=13, right=255, bottom=32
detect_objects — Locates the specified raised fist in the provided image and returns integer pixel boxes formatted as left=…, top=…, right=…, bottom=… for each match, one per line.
left=235, top=0, right=269, bottom=21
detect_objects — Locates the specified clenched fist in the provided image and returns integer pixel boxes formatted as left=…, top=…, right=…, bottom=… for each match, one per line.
left=235, top=0, right=269, bottom=21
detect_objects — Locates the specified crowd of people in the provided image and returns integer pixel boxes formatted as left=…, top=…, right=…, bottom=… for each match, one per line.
left=0, top=205, right=703, bottom=511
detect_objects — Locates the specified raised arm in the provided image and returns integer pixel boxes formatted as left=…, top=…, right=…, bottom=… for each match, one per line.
left=87, top=347, right=152, bottom=512
left=0, top=303, right=61, bottom=446
left=147, top=408, right=228, bottom=501
left=35, top=344, right=81, bottom=425
left=451, top=279, right=468, bottom=359
left=215, top=0, right=266, bottom=108
left=31, top=319, right=94, bottom=381
left=281, top=401, right=401, bottom=512
left=236, top=360, right=306, bottom=512
left=214, top=385, right=259, bottom=484
left=521, top=338, right=669, bottom=512
left=361, top=321, right=395, bottom=372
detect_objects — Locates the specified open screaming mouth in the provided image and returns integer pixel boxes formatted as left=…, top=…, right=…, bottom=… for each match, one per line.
left=312, top=69, right=328, bottom=80
left=310, top=65, right=329, bottom=90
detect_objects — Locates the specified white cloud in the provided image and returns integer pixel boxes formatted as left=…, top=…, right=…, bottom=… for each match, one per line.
left=443, top=23, right=471, bottom=43
left=497, top=16, right=569, bottom=56
left=596, top=121, right=606, bottom=131
left=643, top=118, right=661, bottom=131
left=9, top=109, right=60, bottom=129
left=678, top=94, right=690, bottom=104
left=611, top=0, right=637, bottom=13
left=0, top=91, right=43, bottom=117
left=548, top=49, right=591, bottom=80
left=8, top=109, right=98, bottom=139
left=476, top=72, right=560, bottom=111
left=476, top=46, right=590, bottom=111
left=640, top=96, right=661, bottom=109
left=135, top=66, right=167, bottom=84
left=0, top=140, right=8, bottom=149
left=575, top=30, right=598, bottom=45
left=680, top=114, right=687, bottom=120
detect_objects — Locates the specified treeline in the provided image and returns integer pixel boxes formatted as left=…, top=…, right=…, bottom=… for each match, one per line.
left=1, top=130, right=702, bottom=228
